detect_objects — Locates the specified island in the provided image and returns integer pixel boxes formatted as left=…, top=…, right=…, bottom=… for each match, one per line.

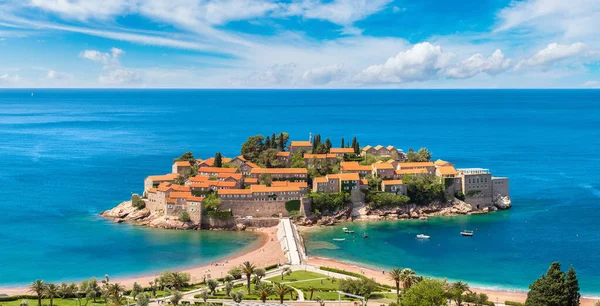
left=102, top=132, right=511, bottom=230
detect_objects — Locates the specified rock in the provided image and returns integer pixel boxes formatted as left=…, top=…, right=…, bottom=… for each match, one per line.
left=236, top=223, right=247, bottom=231
left=493, top=195, right=512, bottom=210
left=419, top=216, right=428, bottom=220
left=410, top=211, right=420, bottom=219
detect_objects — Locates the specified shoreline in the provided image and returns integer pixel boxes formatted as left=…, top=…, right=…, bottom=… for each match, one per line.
left=0, top=226, right=286, bottom=296
left=306, top=256, right=600, bottom=306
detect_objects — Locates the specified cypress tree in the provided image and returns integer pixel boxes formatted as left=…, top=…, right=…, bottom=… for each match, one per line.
left=278, top=133, right=285, bottom=151
left=271, top=133, right=277, bottom=148
left=351, top=136, right=357, bottom=150
left=354, top=141, right=360, bottom=154
left=341, top=137, right=345, bottom=148
left=265, top=136, right=271, bottom=150
left=565, top=266, right=580, bottom=306
left=214, top=152, right=223, bottom=168
left=325, top=138, right=332, bottom=150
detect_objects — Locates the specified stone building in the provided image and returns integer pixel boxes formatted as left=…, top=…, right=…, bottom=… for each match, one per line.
left=143, top=173, right=180, bottom=196
left=276, top=151, right=291, bottom=167
left=172, top=161, right=192, bottom=176
left=329, top=147, right=355, bottom=157
left=288, top=141, right=312, bottom=154
left=372, top=162, right=395, bottom=179
left=250, top=167, right=308, bottom=181
left=303, top=153, right=338, bottom=169
left=381, top=180, right=407, bottom=195
left=340, top=162, right=372, bottom=177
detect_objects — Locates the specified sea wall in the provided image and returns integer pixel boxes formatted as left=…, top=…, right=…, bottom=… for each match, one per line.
left=221, top=200, right=289, bottom=218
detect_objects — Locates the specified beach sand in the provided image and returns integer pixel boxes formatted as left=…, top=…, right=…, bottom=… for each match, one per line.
left=0, top=227, right=286, bottom=296
left=307, top=257, right=599, bottom=306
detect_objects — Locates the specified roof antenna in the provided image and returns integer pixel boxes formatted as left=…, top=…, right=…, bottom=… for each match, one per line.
left=309, top=132, right=312, bottom=143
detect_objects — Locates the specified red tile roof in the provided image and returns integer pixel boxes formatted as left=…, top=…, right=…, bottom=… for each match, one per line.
left=290, top=141, right=312, bottom=147
left=251, top=168, right=308, bottom=174
left=198, top=167, right=238, bottom=174
left=330, top=148, right=355, bottom=154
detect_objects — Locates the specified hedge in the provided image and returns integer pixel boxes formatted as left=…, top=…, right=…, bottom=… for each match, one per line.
left=264, top=264, right=279, bottom=271
left=319, top=266, right=365, bottom=279
left=285, top=200, right=301, bottom=212
left=505, top=301, right=524, bottom=306
left=0, top=295, right=38, bottom=302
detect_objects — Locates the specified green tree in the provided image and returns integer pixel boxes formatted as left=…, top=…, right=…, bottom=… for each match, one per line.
left=241, top=135, right=265, bottom=162
left=417, top=148, right=432, bottom=162
left=131, top=194, right=146, bottom=210
left=388, top=268, right=403, bottom=304
left=179, top=211, right=191, bottom=222
left=273, top=283, right=293, bottom=304
left=199, top=291, right=209, bottom=304
left=174, top=175, right=187, bottom=185
left=207, top=279, right=218, bottom=295
left=403, top=175, right=447, bottom=205
left=231, top=290, right=244, bottom=303
left=341, top=137, right=345, bottom=148
left=135, top=293, right=150, bottom=306
left=241, top=261, right=256, bottom=294
left=255, top=283, right=274, bottom=303
left=225, top=281, right=234, bottom=297
left=354, top=141, right=360, bottom=154
left=325, top=138, right=332, bottom=150
left=290, top=152, right=306, bottom=168
left=148, top=280, right=158, bottom=298
left=43, top=283, right=60, bottom=306
left=351, top=136, right=357, bottom=150
left=174, top=152, right=195, bottom=163
left=258, top=173, right=273, bottom=186
left=566, top=266, right=581, bottom=306
left=202, top=193, right=221, bottom=211
left=400, top=268, right=418, bottom=292
left=258, top=148, right=280, bottom=168
left=158, top=271, right=190, bottom=290
left=228, top=266, right=242, bottom=279
left=401, top=278, right=447, bottom=306
left=278, top=132, right=286, bottom=151
left=214, top=152, right=223, bottom=168
left=265, top=136, right=272, bottom=150
left=28, top=280, right=45, bottom=306
left=365, top=174, right=382, bottom=191
left=451, top=281, right=470, bottom=306
left=338, top=278, right=378, bottom=302
left=525, top=262, right=570, bottom=306
left=105, top=283, right=125, bottom=306
left=281, top=267, right=292, bottom=280
left=406, top=148, right=417, bottom=162
left=168, top=290, right=183, bottom=306
left=254, top=268, right=266, bottom=282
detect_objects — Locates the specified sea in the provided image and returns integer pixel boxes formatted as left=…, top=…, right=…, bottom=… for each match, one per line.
left=0, top=89, right=599, bottom=294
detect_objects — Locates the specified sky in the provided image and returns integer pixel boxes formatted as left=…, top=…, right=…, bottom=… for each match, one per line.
left=0, top=0, right=599, bottom=88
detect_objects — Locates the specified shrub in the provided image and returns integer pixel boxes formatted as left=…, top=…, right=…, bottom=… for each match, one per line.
left=466, top=190, right=482, bottom=197
left=0, top=295, right=37, bottom=302
left=264, top=264, right=279, bottom=271
left=505, top=301, right=524, bottom=306
left=319, top=267, right=365, bottom=279
left=454, top=191, right=466, bottom=201
left=179, top=211, right=191, bottom=222
left=132, top=194, right=146, bottom=209
left=285, top=200, right=301, bottom=212
left=208, top=210, right=232, bottom=221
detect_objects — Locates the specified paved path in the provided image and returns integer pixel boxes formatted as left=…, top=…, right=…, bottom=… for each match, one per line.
left=281, top=219, right=302, bottom=265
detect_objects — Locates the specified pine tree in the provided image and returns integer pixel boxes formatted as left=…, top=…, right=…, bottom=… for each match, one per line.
left=271, top=133, right=277, bottom=148
left=214, top=152, right=223, bottom=168
left=325, top=138, right=332, bottom=151
left=566, top=266, right=580, bottom=306
left=341, top=137, right=345, bottom=148
left=279, top=133, right=285, bottom=151
left=265, top=136, right=271, bottom=150
left=525, top=262, right=569, bottom=306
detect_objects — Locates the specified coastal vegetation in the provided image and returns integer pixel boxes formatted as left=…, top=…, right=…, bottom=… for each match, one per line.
left=405, top=147, right=432, bottom=162
left=403, top=174, right=447, bottom=205
left=525, top=262, right=580, bottom=306
left=307, top=192, right=350, bottom=213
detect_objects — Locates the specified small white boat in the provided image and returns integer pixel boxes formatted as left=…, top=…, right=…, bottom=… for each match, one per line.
left=333, top=238, right=346, bottom=241
left=416, top=234, right=430, bottom=239
left=342, top=227, right=355, bottom=234
left=460, top=230, right=474, bottom=237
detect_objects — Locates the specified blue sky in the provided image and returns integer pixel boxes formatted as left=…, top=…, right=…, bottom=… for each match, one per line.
left=0, top=0, right=598, bottom=88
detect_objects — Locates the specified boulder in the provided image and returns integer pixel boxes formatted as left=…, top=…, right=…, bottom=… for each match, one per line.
left=493, top=195, right=512, bottom=210
left=236, top=223, right=247, bottom=231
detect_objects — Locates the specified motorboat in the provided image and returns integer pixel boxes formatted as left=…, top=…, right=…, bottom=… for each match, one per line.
left=363, top=233, right=368, bottom=238
left=460, top=230, right=474, bottom=237
left=343, top=227, right=355, bottom=234
left=333, top=238, right=346, bottom=241
left=416, top=234, right=430, bottom=239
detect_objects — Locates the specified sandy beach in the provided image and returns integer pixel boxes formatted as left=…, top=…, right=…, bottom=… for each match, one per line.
left=307, top=256, right=599, bottom=306
left=0, top=227, right=286, bottom=296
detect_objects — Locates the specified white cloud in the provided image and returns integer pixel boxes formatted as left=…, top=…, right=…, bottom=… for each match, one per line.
left=0, top=74, right=21, bottom=85
left=232, top=63, right=297, bottom=87
left=80, top=47, right=142, bottom=85
left=583, top=81, right=600, bottom=88
left=98, top=68, right=141, bottom=85
left=495, top=0, right=600, bottom=39
left=515, top=42, right=590, bottom=70
left=445, top=50, right=512, bottom=79
left=302, top=64, right=346, bottom=85
left=354, top=42, right=454, bottom=83
left=29, top=0, right=134, bottom=21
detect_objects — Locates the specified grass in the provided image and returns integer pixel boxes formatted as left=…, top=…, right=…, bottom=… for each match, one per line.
left=266, top=271, right=325, bottom=283
left=0, top=298, right=107, bottom=306
left=304, top=291, right=357, bottom=301
left=194, top=283, right=294, bottom=301
left=282, top=278, right=339, bottom=291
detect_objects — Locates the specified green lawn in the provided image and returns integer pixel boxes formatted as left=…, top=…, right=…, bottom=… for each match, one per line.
left=194, top=283, right=294, bottom=301
left=283, top=278, right=339, bottom=291
left=304, top=291, right=357, bottom=301
left=266, top=271, right=326, bottom=283
left=0, top=298, right=107, bottom=306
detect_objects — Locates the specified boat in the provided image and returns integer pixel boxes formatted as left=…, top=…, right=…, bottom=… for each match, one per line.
left=342, top=227, right=355, bottom=234
left=416, top=234, right=430, bottom=239
left=333, top=238, right=346, bottom=241
left=460, top=230, right=474, bottom=237
left=363, top=233, right=368, bottom=238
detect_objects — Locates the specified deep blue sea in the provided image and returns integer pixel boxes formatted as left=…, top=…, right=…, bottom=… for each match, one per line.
left=1, top=89, right=599, bottom=293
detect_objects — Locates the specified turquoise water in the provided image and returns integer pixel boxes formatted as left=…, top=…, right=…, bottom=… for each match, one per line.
left=1, top=89, right=599, bottom=293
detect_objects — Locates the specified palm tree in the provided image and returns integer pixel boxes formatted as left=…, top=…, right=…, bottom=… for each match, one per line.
left=43, top=283, right=60, bottom=306
left=452, top=281, right=470, bottom=306
left=240, top=261, right=256, bottom=294
left=255, top=283, right=273, bottom=303
left=308, top=286, right=316, bottom=300
left=400, top=268, right=417, bottom=292
left=280, top=267, right=291, bottom=280
left=273, top=283, right=293, bottom=304
left=105, top=283, right=125, bottom=306
left=28, top=280, right=45, bottom=306
left=388, top=268, right=402, bottom=304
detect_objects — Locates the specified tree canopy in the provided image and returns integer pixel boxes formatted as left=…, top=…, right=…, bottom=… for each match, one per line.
left=406, top=147, right=432, bottom=162
left=308, top=192, right=349, bottom=213
left=403, top=174, right=447, bottom=205
left=401, top=278, right=447, bottom=306
left=174, top=152, right=195, bottom=163
left=525, top=262, right=580, bottom=306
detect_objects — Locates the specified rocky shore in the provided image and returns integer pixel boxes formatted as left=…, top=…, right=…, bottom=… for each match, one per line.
left=299, top=196, right=512, bottom=226
left=101, top=201, right=198, bottom=230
